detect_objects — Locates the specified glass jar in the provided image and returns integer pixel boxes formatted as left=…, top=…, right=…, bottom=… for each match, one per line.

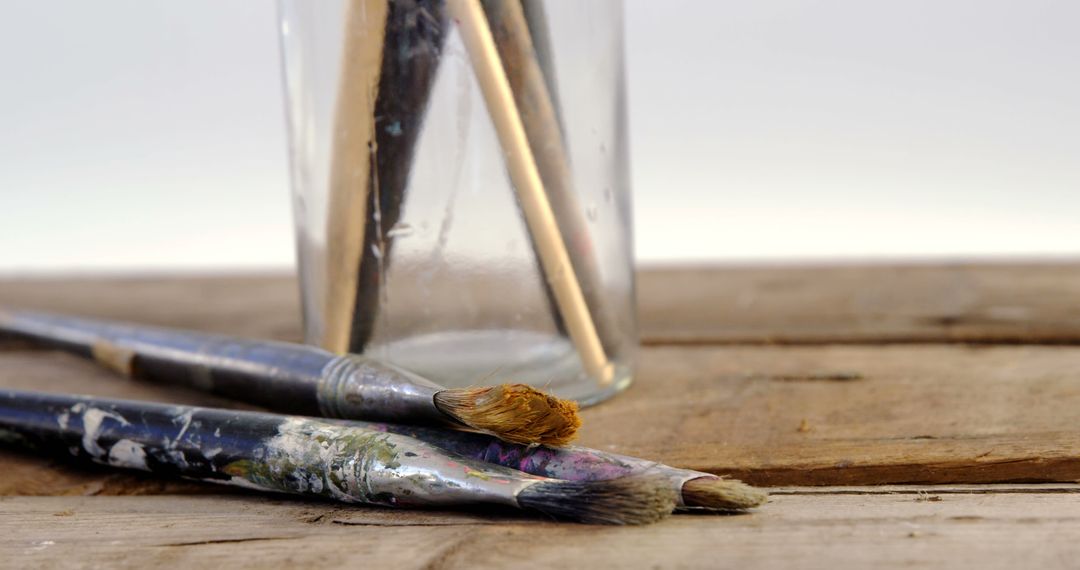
left=278, top=0, right=634, bottom=405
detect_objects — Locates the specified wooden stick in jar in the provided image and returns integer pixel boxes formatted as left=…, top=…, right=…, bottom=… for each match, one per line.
left=449, top=0, right=614, bottom=384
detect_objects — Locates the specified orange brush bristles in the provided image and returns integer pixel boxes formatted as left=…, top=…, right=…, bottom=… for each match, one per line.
left=433, top=383, right=581, bottom=446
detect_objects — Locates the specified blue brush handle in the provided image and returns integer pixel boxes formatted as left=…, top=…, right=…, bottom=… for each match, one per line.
left=0, top=388, right=283, bottom=482
left=0, top=309, right=332, bottom=415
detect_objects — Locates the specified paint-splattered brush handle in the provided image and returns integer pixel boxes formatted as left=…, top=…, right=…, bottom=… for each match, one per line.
left=0, top=309, right=447, bottom=423
left=346, top=421, right=708, bottom=507
left=0, top=389, right=542, bottom=509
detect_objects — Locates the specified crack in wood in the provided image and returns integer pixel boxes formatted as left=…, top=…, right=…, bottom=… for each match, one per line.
left=643, top=336, right=1080, bottom=346
left=158, top=536, right=300, bottom=547
left=741, top=371, right=865, bottom=382
left=331, top=519, right=503, bottom=527
left=770, top=486, right=1080, bottom=496
left=419, top=533, right=480, bottom=570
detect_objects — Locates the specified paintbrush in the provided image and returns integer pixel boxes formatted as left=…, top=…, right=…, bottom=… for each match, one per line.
left=320, top=0, right=389, bottom=354
left=324, top=0, right=450, bottom=355
left=0, top=309, right=580, bottom=446
left=321, top=420, right=766, bottom=511
left=482, top=0, right=624, bottom=362
left=0, top=389, right=674, bottom=524
left=449, top=0, right=614, bottom=384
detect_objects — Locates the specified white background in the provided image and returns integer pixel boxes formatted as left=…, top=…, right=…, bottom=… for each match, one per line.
left=2, top=0, right=1077, bottom=274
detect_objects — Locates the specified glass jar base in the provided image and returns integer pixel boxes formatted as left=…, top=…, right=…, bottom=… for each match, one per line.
left=366, top=329, right=633, bottom=406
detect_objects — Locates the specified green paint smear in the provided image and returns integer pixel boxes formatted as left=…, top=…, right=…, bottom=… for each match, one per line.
left=0, top=428, right=31, bottom=447
left=223, top=420, right=402, bottom=503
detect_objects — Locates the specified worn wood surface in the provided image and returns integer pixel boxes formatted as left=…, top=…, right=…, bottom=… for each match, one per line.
left=0, top=274, right=302, bottom=341
left=2, top=263, right=1079, bottom=567
left=5, top=487, right=1080, bottom=569
left=3, top=262, right=1079, bottom=345
left=638, top=262, right=1080, bottom=344
left=5, top=343, right=1080, bottom=489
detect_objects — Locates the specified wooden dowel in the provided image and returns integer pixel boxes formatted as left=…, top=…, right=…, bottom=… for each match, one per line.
left=484, top=0, right=621, bottom=359
left=449, top=0, right=613, bottom=384
left=323, top=0, right=388, bottom=353
left=325, top=0, right=448, bottom=354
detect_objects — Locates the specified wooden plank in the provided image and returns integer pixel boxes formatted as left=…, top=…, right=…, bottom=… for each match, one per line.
left=3, top=262, right=1079, bottom=347
left=0, top=274, right=304, bottom=342
left=2, top=266, right=1080, bottom=490
left=4, top=343, right=1080, bottom=490
left=639, top=262, right=1080, bottom=344
left=4, top=489, right=1080, bottom=569
left=581, top=344, right=1080, bottom=486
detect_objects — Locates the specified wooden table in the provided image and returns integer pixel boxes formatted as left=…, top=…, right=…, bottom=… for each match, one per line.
left=3, top=263, right=1079, bottom=568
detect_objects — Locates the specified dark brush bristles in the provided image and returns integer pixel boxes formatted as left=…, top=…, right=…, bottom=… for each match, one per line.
left=681, top=477, right=768, bottom=510
left=516, top=475, right=678, bottom=525
left=433, top=384, right=581, bottom=446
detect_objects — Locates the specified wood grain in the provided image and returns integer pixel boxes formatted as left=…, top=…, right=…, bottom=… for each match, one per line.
left=0, top=274, right=303, bottom=342
left=2, top=265, right=1080, bottom=567
left=5, top=489, right=1080, bottom=569
left=3, top=262, right=1080, bottom=347
left=639, top=262, right=1080, bottom=344
left=3, top=343, right=1080, bottom=489
left=585, top=343, right=1080, bottom=486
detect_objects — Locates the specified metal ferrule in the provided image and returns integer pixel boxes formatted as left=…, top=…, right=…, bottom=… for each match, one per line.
left=632, top=465, right=703, bottom=509
left=317, top=354, right=449, bottom=424
left=0, top=390, right=543, bottom=509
